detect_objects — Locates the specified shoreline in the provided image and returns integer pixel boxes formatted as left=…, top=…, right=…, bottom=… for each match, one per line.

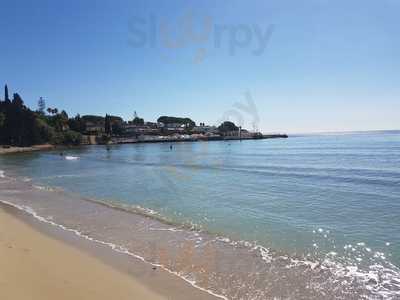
left=0, top=134, right=288, bottom=155
left=109, top=134, right=288, bottom=145
left=0, top=144, right=54, bottom=155
left=0, top=204, right=165, bottom=300
left=0, top=201, right=219, bottom=300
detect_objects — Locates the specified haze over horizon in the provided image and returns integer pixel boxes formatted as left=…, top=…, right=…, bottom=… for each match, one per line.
left=1, top=0, right=399, bottom=134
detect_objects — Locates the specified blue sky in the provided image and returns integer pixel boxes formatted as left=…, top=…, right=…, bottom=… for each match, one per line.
left=1, top=0, right=399, bottom=133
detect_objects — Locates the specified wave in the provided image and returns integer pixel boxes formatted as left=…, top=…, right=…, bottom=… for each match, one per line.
left=0, top=199, right=228, bottom=300
left=81, top=197, right=205, bottom=233
left=32, top=185, right=58, bottom=192
left=38, top=174, right=85, bottom=180
left=65, top=156, right=79, bottom=160
left=0, top=170, right=5, bottom=178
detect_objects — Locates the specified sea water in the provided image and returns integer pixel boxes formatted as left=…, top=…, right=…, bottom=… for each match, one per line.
left=1, top=131, right=399, bottom=299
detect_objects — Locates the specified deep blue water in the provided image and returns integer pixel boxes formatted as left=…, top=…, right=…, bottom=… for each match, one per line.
left=1, top=132, right=399, bottom=266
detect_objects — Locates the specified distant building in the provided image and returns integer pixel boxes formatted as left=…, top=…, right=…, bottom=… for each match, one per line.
left=85, top=122, right=105, bottom=135
left=191, top=125, right=217, bottom=134
left=165, top=123, right=186, bottom=128
left=123, top=124, right=161, bottom=136
left=164, top=124, right=186, bottom=133
left=222, top=130, right=240, bottom=137
left=82, top=115, right=105, bottom=135
left=144, top=122, right=158, bottom=128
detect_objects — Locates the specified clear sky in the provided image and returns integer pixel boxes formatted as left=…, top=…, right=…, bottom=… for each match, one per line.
left=1, top=0, right=399, bottom=133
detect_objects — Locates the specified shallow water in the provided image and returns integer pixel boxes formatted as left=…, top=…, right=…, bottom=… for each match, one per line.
left=1, top=132, right=399, bottom=299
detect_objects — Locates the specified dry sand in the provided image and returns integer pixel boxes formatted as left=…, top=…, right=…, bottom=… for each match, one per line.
left=0, top=207, right=167, bottom=300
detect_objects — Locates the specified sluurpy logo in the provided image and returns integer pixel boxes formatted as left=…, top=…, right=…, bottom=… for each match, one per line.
left=128, top=11, right=275, bottom=63
left=217, top=91, right=260, bottom=133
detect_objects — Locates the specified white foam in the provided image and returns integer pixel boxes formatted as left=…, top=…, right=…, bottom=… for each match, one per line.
left=149, top=227, right=184, bottom=232
left=0, top=199, right=228, bottom=300
left=0, top=170, right=5, bottom=178
left=255, top=245, right=273, bottom=263
left=32, top=185, right=55, bottom=192
left=65, top=156, right=79, bottom=160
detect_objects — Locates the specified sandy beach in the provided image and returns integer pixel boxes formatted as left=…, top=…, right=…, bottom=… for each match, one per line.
left=0, top=199, right=218, bottom=300
left=0, top=206, right=167, bottom=300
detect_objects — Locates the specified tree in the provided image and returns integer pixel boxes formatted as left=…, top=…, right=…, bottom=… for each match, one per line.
left=132, top=116, right=144, bottom=125
left=105, top=114, right=111, bottom=135
left=38, top=97, right=46, bottom=114
left=60, top=110, right=68, bottom=120
left=0, top=86, right=82, bottom=146
left=68, top=114, right=86, bottom=133
left=0, top=91, right=50, bottom=146
left=0, top=113, right=5, bottom=128
left=111, top=123, right=124, bottom=135
left=218, top=121, right=238, bottom=133
left=157, top=116, right=196, bottom=128
left=12, top=93, right=24, bottom=108
left=46, top=107, right=58, bottom=115
left=4, top=85, right=9, bottom=101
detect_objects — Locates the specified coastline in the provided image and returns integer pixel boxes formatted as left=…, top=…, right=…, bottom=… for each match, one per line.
left=0, top=144, right=54, bottom=155
left=0, top=134, right=288, bottom=155
left=110, top=134, right=288, bottom=145
left=0, top=203, right=218, bottom=300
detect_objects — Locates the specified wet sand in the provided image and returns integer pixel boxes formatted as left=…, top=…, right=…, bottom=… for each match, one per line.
left=0, top=206, right=167, bottom=300
left=0, top=204, right=217, bottom=300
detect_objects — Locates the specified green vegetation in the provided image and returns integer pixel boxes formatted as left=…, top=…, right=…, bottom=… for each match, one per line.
left=0, top=112, right=5, bottom=128
left=81, top=115, right=104, bottom=124
left=105, top=114, right=112, bottom=135
left=68, top=114, right=86, bottom=133
left=218, top=121, right=239, bottom=133
left=132, top=116, right=144, bottom=125
left=37, top=97, right=46, bottom=114
left=0, top=85, right=82, bottom=146
left=157, top=116, right=196, bottom=128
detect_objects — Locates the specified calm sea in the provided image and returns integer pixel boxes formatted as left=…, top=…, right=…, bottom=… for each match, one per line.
left=1, top=131, right=399, bottom=299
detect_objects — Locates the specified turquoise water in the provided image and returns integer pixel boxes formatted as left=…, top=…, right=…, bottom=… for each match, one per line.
left=2, top=131, right=400, bottom=298
left=1, top=132, right=399, bottom=266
